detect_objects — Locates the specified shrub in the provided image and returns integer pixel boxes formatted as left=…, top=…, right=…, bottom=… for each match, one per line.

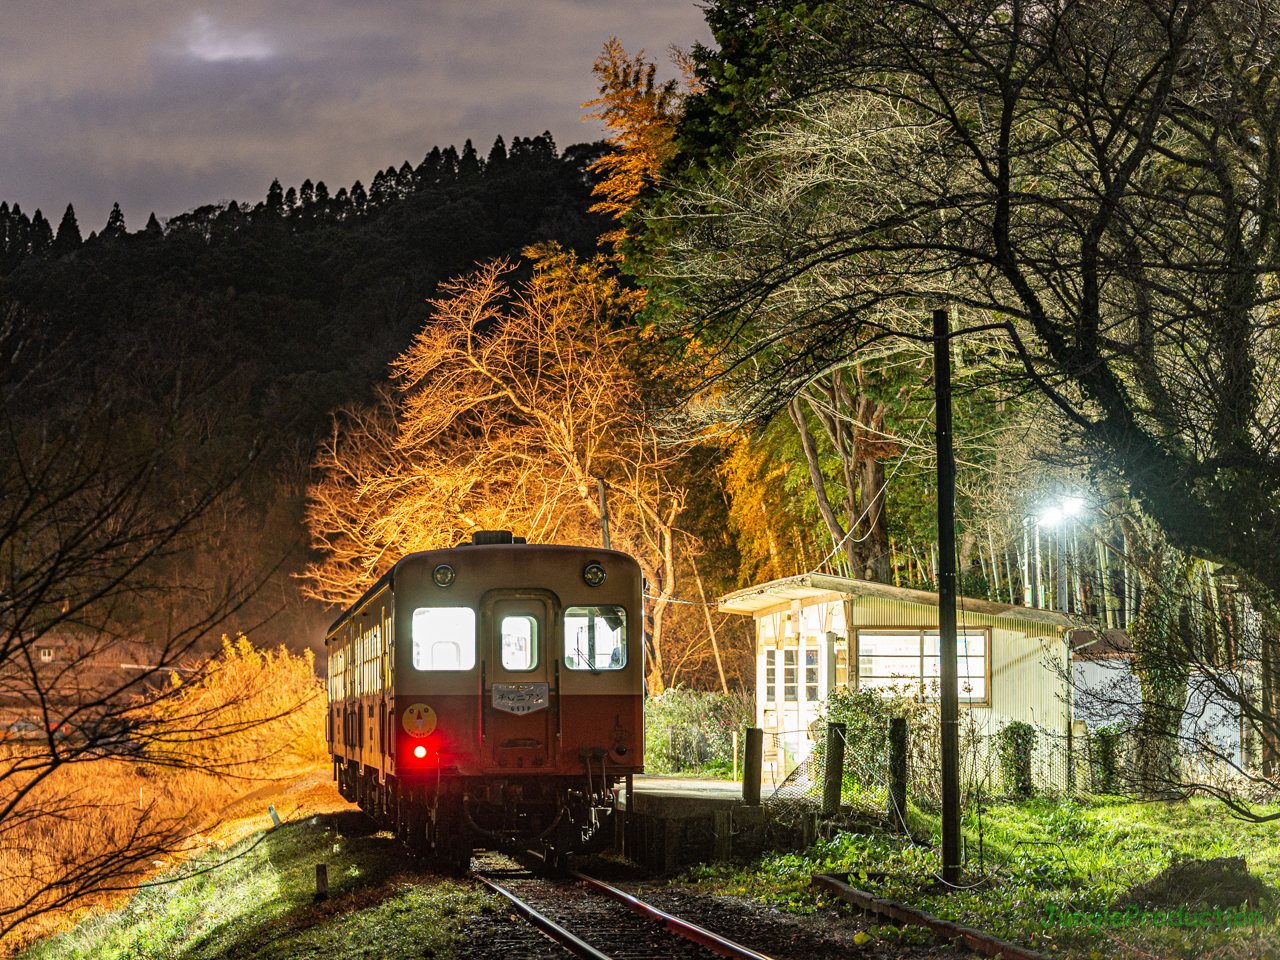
left=997, top=721, right=1038, bottom=798
left=1092, top=723, right=1125, bottom=794
left=644, top=689, right=755, bottom=776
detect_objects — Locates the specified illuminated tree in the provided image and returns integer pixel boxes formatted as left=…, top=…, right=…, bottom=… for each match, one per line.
left=304, top=247, right=690, bottom=693
left=582, top=39, right=694, bottom=247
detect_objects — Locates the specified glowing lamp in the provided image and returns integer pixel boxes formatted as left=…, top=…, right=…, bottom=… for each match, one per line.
left=1039, top=507, right=1063, bottom=527
left=1063, top=497, right=1084, bottom=516
left=413, top=745, right=427, bottom=759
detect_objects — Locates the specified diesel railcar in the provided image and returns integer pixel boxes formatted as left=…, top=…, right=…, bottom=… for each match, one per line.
left=325, top=530, right=644, bottom=868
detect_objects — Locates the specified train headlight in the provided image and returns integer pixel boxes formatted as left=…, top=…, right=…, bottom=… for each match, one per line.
left=432, top=564, right=455, bottom=587
left=583, top=563, right=606, bottom=587
left=413, top=745, right=427, bottom=759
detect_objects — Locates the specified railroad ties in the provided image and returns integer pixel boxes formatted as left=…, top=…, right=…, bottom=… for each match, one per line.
left=472, top=854, right=774, bottom=960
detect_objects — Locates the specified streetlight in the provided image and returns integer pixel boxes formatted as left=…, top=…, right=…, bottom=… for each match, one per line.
left=1033, top=495, right=1086, bottom=612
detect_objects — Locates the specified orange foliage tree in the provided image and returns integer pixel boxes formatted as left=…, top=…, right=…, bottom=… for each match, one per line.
left=582, top=39, right=695, bottom=247
left=304, top=247, right=690, bottom=694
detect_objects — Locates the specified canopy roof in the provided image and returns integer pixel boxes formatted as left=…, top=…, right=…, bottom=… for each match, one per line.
left=717, top=573, right=1076, bottom=628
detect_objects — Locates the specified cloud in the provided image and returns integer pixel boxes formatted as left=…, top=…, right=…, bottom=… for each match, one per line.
left=176, top=13, right=276, bottom=63
left=0, top=0, right=713, bottom=228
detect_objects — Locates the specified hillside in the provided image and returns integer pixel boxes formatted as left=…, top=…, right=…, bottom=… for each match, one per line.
left=0, top=134, right=611, bottom=651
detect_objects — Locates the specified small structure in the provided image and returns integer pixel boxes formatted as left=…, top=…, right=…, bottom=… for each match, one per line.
left=1071, top=630, right=1245, bottom=771
left=718, top=573, right=1075, bottom=788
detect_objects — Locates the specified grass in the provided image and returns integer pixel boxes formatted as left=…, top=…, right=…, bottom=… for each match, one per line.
left=20, top=810, right=494, bottom=960
left=683, top=796, right=1280, bottom=958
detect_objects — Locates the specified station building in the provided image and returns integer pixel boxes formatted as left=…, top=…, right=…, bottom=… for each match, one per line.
left=717, top=573, right=1076, bottom=786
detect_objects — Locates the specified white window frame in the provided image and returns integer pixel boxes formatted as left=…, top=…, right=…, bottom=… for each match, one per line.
left=855, top=628, right=990, bottom=704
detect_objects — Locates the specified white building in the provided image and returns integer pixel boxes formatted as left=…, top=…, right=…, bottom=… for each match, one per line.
left=718, top=573, right=1075, bottom=785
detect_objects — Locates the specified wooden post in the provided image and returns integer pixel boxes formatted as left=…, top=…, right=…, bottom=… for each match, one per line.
left=743, top=727, right=763, bottom=805
left=822, top=722, right=846, bottom=817
left=889, top=717, right=908, bottom=833
left=801, top=811, right=818, bottom=849
left=933, top=307, right=961, bottom=885
left=315, top=863, right=329, bottom=900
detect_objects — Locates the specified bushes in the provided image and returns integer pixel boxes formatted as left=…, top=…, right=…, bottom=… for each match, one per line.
left=0, top=635, right=324, bottom=950
left=998, top=721, right=1038, bottom=798
left=644, top=689, right=754, bottom=776
left=1091, top=724, right=1125, bottom=795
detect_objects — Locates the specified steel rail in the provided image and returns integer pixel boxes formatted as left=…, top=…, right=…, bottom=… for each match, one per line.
left=474, top=874, right=613, bottom=960
left=571, top=872, right=776, bottom=960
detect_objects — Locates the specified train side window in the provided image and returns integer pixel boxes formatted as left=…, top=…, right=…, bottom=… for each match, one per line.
left=500, top=615, right=538, bottom=671
left=563, top=606, right=626, bottom=671
left=412, top=607, right=476, bottom=671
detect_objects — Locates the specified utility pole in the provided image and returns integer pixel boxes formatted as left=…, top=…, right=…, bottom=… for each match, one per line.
left=596, top=478, right=611, bottom=550
left=933, top=307, right=961, bottom=885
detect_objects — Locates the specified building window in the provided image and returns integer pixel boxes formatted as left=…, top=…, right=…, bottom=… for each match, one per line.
left=38, top=647, right=54, bottom=663
left=783, top=649, right=797, bottom=701
left=835, top=646, right=849, bottom=688
left=805, top=649, right=819, bottom=701
left=856, top=630, right=988, bottom=702
left=764, top=650, right=776, bottom=703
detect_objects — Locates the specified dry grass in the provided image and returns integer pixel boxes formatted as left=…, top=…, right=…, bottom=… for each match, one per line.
left=0, top=636, right=329, bottom=954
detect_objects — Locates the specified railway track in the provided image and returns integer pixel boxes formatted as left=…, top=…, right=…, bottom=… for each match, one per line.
left=471, top=855, right=774, bottom=960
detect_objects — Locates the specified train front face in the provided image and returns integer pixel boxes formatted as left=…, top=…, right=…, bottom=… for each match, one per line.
left=390, top=542, right=644, bottom=826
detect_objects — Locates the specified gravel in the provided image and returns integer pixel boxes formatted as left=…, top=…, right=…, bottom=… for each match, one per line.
left=456, top=854, right=977, bottom=960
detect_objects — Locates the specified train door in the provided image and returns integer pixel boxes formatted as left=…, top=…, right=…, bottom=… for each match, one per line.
left=480, top=589, right=556, bottom=769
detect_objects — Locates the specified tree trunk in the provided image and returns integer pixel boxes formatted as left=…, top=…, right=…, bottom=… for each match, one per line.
left=647, top=597, right=668, bottom=696
left=1129, top=537, right=1190, bottom=799
left=1261, top=631, right=1279, bottom=778
left=788, top=397, right=851, bottom=569
left=691, top=556, right=729, bottom=694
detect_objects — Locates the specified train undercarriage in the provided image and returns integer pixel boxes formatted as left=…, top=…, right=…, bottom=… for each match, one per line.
left=336, top=759, right=622, bottom=872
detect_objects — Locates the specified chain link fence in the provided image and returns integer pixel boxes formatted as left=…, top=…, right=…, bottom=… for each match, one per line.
left=762, top=712, right=1270, bottom=840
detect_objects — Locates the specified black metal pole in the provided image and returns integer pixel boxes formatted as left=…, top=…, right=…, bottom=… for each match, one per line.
left=933, top=307, right=961, bottom=884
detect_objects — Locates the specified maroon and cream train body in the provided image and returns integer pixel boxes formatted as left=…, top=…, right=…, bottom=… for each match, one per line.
left=325, top=531, right=644, bottom=866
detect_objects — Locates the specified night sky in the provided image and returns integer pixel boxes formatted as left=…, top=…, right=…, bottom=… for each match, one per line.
left=0, top=1, right=711, bottom=231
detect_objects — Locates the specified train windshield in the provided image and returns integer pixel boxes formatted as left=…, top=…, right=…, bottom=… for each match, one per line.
left=563, top=606, right=626, bottom=671
left=411, top=607, right=476, bottom=671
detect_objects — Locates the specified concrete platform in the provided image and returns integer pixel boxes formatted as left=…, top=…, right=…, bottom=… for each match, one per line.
left=616, top=775, right=776, bottom=816
left=610, top=776, right=774, bottom=871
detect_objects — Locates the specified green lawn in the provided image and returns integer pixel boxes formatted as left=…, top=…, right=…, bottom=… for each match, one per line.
left=22, top=812, right=493, bottom=960
left=684, top=796, right=1280, bottom=958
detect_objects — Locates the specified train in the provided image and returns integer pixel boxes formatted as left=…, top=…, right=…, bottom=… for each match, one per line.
left=325, top=530, right=644, bottom=870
